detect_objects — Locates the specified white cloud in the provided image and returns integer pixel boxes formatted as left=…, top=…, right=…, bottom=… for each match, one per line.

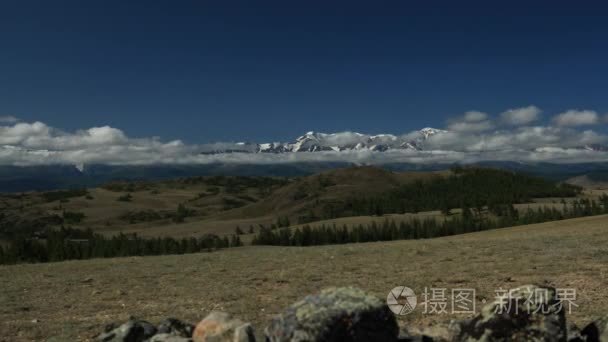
left=500, top=106, right=541, bottom=126
left=2, top=107, right=608, bottom=166
left=447, top=111, right=494, bottom=132
left=553, top=110, right=599, bottom=126
left=0, top=115, right=19, bottom=123
left=463, top=111, right=488, bottom=122
left=424, top=126, right=607, bottom=152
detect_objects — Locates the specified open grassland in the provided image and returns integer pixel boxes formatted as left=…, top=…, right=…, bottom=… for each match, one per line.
left=2, top=214, right=608, bottom=341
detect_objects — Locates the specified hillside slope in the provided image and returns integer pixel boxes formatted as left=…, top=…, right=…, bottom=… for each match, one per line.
left=0, top=166, right=586, bottom=240
left=221, top=166, right=449, bottom=219
left=2, top=214, right=608, bottom=340
left=0, top=167, right=449, bottom=238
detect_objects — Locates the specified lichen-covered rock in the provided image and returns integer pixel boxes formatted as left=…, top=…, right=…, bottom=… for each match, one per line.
left=580, top=315, right=608, bottom=341
left=400, top=324, right=455, bottom=342
left=157, top=318, right=194, bottom=338
left=453, top=285, right=567, bottom=342
left=265, top=287, right=399, bottom=342
left=399, top=326, right=442, bottom=341
left=192, top=311, right=255, bottom=342
left=566, top=322, right=584, bottom=342
left=95, top=318, right=157, bottom=342
left=148, top=333, right=193, bottom=342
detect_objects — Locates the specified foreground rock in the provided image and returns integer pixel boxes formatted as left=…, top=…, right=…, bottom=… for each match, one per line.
left=95, top=285, right=608, bottom=342
left=452, top=284, right=567, bottom=342
left=157, top=318, right=195, bottom=338
left=265, top=287, right=399, bottom=342
left=192, top=311, right=255, bottom=342
left=95, top=317, right=193, bottom=342
left=580, top=315, right=608, bottom=341
left=96, top=318, right=158, bottom=341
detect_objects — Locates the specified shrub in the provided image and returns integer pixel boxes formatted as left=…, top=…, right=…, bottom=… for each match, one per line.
left=117, top=193, right=133, bottom=202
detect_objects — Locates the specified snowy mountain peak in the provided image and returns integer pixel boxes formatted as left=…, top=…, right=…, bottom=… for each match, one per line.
left=420, top=127, right=447, bottom=138
left=200, top=128, right=447, bottom=154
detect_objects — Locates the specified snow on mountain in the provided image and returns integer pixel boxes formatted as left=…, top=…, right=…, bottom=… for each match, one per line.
left=200, top=128, right=447, bottom=154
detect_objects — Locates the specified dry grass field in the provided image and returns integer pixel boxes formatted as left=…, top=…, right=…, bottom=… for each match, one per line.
left=2, top=214, right=608, bottom=341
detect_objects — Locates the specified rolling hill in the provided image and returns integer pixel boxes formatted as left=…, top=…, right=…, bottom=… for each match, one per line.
left=2, top=214, right=608, bottom=341
left=0, top=166, right=589, bottom=242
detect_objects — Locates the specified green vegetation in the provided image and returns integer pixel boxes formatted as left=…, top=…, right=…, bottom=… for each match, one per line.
left=276, top=216, right=291, bottom=227
left=0, top=227, right=242, bottom=265
left=323, top=168, right=581, bottom=219
left=172, top=204, right=195, bottom=223
left=203, top=175, right=288, bottom=190
left=102, top=181, right=150, bottom=192
left=235, top=226, right=244, bottom=235
left=253, top=197, right=604, bottom=246
left=120, top=210, right=163, bottom=224
left=62, top=211, right=86, bottom=224
left=222, top=197, right=247, bottom=210
left=117, top=193, right=133, bottom=202
left=0, top=167, right=596, bottom=265
left=41, top=189, right=89, bottom=202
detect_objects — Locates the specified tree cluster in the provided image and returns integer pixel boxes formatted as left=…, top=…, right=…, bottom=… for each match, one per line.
left=252, top=197, right=605, bottom=247
left=320, top=168, right=581, bottom=219
left=0, top=227, right=242, bottom=265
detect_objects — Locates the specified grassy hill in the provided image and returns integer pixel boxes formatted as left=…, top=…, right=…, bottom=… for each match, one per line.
left=2, top=214, right=608, bottom=341
left=0, top=167, right=451, bottom=239
left=2, top=166, right=587, bottom=243
left=567, top=174, right=608, bottom=190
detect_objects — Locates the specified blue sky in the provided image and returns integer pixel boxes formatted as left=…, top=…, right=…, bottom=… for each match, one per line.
left=1, top=0, right=608, bottom=143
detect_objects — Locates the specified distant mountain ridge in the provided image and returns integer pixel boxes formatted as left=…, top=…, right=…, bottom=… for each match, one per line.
left=4, top=128, right=608, bottom=192
left=200, top=128, right=608, bottom=155
left=200, top=128, right=447, bottom=154
left=4, top=161, right=608, bottom=193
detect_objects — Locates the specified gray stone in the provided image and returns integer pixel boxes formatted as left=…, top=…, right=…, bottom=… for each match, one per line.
left=566, top=322, right=584, bottom=342
left=398, top=326, right=438, bottom=341
left=453, top=285, right=567, bottom=342
left=192, top=311, right=255, bottom=342
left=147, top=333, right=192, bottom=342
left=157, top=318, right=194, bottom=337
left=96, top=318, right=157, bottom=342
left=581, top=315, right=608, bottom=341
left=265, top=287, right=399, bottom=342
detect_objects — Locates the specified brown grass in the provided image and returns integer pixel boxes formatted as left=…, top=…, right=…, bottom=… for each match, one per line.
left=2, top=214, right=608, bottom=341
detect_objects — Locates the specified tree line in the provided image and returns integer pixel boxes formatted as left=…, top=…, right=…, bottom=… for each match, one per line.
left=317, top=168, right=581, bottom=219
left=0, top=227, right=242, bottom=265
left=252, top=196, right=608, bottom=247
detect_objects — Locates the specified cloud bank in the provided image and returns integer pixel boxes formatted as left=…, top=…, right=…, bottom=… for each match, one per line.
left=553, top=110, right=599, bottom=126
left=2, top=106, right=608, bottom=166
left=447, top=111, right=494, bottom=132
left=500, top=106, right=541, bottom=126
left=0, top=115, right=19, bottom=123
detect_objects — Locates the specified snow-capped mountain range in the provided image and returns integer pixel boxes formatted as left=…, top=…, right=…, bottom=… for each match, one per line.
left=201, top=128, right=447, bottom=154
left=200, top=127, right=608, bottom=155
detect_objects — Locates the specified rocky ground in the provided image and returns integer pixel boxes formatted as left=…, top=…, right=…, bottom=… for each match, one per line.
left=95, top=286, right=608, bottom=341
left=4, top=215, right=608, bottom=341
